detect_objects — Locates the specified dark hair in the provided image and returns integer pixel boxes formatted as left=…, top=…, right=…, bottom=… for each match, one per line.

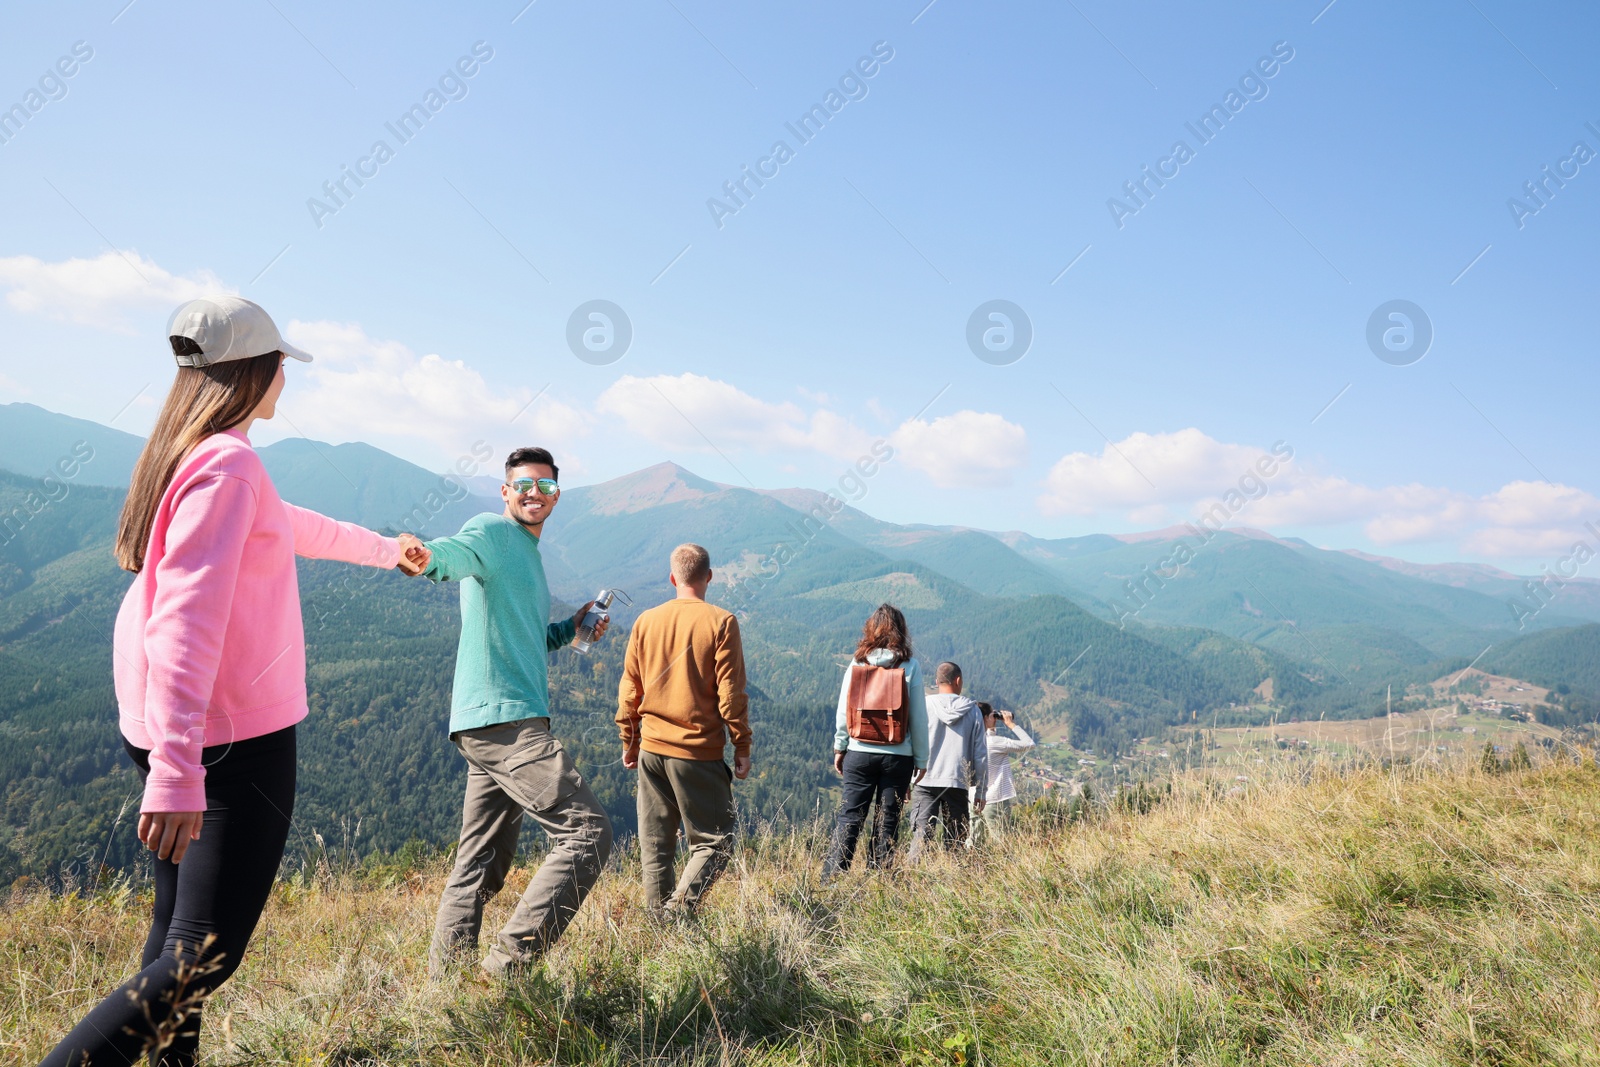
left=854, top=603, right=912, bottom=664
left=116, top=351, right=282, bottom=572
left=977, top=701, right=994, bottom=719
left=934, top=661, right=962, bottom=686
left=506, top=446, right=558, bottom=481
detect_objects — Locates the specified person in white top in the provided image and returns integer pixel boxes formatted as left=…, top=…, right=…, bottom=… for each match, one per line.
left=968, top=703, right=1034, bottom=846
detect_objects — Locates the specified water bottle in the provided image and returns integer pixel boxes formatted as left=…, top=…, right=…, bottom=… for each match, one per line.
left=572, top=588, right=630, bottom=653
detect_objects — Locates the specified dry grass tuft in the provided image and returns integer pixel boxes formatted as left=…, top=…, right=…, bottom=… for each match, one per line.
left=6, top=755, right=1600, bottom=1064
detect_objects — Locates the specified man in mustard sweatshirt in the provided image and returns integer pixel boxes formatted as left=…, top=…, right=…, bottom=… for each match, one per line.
left=616, top=543, right=751, bottom=916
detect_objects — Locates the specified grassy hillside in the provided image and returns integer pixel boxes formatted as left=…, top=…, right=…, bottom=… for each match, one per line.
left=1140, top=624, right=1326, bottom=708
left=1485, top=623, right=1600, bottom=700
left=7, top=755, right=1599, bottom=1064
left=1481, top=624, right=1600, bottom=726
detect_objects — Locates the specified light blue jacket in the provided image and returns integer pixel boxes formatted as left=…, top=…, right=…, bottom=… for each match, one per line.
left=832, top=649, right=929, bottom=769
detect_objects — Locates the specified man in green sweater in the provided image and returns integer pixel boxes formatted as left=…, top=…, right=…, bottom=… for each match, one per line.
left=408, top=446, right=613, bottom=979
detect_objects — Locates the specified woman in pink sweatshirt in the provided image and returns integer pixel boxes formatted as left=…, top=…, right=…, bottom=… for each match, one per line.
left=41, top=297, right=428, bottom=1067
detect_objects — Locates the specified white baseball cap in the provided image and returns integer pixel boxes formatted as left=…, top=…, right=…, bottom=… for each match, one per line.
left=166, top=295, right=313, bottom=368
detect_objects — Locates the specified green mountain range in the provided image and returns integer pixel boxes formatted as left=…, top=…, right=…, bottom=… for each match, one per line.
left=3, top=402, right=1597, bottom=883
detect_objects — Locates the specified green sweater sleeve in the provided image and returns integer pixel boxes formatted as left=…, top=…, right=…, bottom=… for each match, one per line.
left=546, top=616, right=576, bottom=651
left=423, top=518, right=496, bottom=582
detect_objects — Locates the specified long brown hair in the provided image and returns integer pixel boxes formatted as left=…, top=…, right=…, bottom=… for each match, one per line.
left=115, top=352, right=281, bottom=572
left=854, top=603, right=912, bottom=664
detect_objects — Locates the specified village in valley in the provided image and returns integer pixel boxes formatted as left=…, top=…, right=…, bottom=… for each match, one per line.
left=1001, top=667, right=1575, bottom=803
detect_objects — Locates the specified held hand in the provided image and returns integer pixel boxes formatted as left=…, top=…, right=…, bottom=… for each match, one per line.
left=395, top=533, right=431, bottom=577
left=734, top=754, right=752, bottom=779
left=138, top=810, right=204, bottom=863
left=833, top=751, right=846, bottom=776
left=622, top=742, right=640, bottom=769
left=571, top=601, right=605, bottom=635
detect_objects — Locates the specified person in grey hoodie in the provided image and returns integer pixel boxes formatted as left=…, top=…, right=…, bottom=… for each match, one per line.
left=821, top=604, right=929, bottom=878
left=908, top=661, right=987, bottom=859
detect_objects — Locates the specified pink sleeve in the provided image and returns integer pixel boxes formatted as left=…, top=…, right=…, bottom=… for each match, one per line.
left=140, top=474, right=258, bottom=813
left=283, top=502, right=402, bottom=567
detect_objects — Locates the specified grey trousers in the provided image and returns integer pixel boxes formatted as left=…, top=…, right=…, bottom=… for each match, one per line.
left=907, top=785, right=971, bottom=860
left=968, top=796, right=1011, bottom=847
left=429, top=717, right=613, bottom=976
left=636, top=750, right=736, bottom=913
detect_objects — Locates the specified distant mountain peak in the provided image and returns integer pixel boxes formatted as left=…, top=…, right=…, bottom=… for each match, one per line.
left=582, top=461, right=724, bottom=514
left=1111, top=524, right=1296, bottom=547
left=1341, top=549, right=1522, bottom=585
left=1112, top=524, right=1199, bottom=544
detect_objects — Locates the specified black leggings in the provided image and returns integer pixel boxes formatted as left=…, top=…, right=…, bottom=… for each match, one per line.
left=40, top=725, right=297, bottom=1067
left=822, top=750, right=915, bottom=876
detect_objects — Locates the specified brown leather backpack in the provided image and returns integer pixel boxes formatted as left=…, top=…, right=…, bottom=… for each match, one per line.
left=846, top=664, right=909, bottom=745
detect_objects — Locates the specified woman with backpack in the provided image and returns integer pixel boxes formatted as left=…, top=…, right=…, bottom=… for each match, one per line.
left=40, top=297, right=428, bottom=1067
left=821, top=603, right=929, bottom=878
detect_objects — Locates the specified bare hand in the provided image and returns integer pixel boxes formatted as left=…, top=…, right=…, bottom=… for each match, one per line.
left=1000, top=709, right=1015, bottom=726
left=913, top=767, right=927, bottom=785
left=974, top=797, right=986, bottom=813
left=734, top=754, right=751, bottom=779
left=396, top=533, right=430, bottom=577
left=833, top=751, right=846, bottom=776
left=138, top=810, right=204, bottom=863
left=622, top=742, right=640, bottom=769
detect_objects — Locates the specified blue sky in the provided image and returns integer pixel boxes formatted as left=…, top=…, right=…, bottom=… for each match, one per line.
left=1, top=0, right=1596, bottom=570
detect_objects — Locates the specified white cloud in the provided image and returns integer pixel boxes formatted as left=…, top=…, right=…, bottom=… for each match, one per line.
left=1039, top=428, right=1600, bottom=561
left=891, top=410, right=1029, bottom=487
left=0, top=251, right=228, bottom=333
left=596, top=373, right=874, bottom=461
left=595, top=376, right=1029, bottom=489
left=1247, top=475, right=1448, bottom=532
left=1248, top=476, right=1600, bottom=557
left=1038, top=428, right=1267, bottom=515
left=275, top=320, right=588, bottom=465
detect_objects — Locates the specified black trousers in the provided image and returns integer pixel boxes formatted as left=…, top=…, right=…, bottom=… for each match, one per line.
left=40, top=725, right=297, bottom=1067
left=908, top=785, right=971, bottom=857
left=822, top=750, right=915, bottom=876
